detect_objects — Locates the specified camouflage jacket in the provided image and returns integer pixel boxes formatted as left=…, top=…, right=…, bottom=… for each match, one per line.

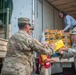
left=5, top=30, right=54, bottom=66
left=62, top=42, right=76, bottom=58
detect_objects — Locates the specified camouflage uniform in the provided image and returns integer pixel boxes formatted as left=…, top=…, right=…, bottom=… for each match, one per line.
left=61, top=27, right=76, bottom=58
left=61, top=42, right=76, bottom=70
left=1, top=18, right=54, bottom=75
left=61, top=27, right=76, bottom=70
left=61, top=42, right=76, bottom=58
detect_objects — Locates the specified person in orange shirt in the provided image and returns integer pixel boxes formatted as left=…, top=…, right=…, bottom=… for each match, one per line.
left=39, top=42, right=57, bottom=75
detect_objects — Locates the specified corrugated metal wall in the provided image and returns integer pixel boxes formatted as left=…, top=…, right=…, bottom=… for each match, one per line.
left=43, top=0, right=54, bottom=30
left=11, top=0, right=33, bottom=35
left=33, top=0, right=43, bottom=41
left=34, top=0, right=63, bottom=41
left=54, top=9, right=63, bottom=29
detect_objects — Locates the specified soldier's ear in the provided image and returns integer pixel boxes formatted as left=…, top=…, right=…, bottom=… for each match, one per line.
left=24, top=24, right=28, bottom=29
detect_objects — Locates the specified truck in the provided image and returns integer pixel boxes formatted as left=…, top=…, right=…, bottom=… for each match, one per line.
left=0, top=0, right=76, bottom=75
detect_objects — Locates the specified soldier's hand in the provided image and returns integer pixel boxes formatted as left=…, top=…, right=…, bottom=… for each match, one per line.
left=34, top=39, right=43, bottom=46
left=42, top=41, right=49, bottom=48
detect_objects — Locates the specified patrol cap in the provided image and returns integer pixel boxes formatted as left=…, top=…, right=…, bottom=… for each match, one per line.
left=18, top=18, right=30, bottom=25
left=70, top=27, right=76, bottom=34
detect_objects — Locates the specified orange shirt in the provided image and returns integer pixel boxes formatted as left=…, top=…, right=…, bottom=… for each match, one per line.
left=39, top=54, right=51, bottom=68
left=40, top=55, right=47, bottom=65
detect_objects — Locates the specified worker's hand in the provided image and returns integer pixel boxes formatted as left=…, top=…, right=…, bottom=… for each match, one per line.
left=59, top=46, right=68, bottom=54
left=61, top=30, right=64, bottom=33
left=60, top=46, right=68, bottom=51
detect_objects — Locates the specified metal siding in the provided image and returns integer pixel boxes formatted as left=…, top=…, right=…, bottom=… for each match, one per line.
left=51, top=63, right=63, bottom=74
left=11, top=0, right=32, bottom=35
left=43, top=0, right=54, bottom=30
left=54, top=9, right=63, bottom=30
left=34, top=0, right=42, bottom=41
left=34, top=0, right=63, bottom=40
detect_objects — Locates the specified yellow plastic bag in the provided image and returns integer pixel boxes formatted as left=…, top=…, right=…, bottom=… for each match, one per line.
left=54, top=40, right=65, bottom=52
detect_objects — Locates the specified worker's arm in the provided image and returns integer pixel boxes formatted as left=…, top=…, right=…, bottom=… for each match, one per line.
left=60, top=48, right=76, bottom=58
left=44, top=58, right=57, bottom=62
left=41, top=55, right=56, bottom=63
left=59, top=43, right=76, bottom=58
left=63, top=15, right=71, bottom=31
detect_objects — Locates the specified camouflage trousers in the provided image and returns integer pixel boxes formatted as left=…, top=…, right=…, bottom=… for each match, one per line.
left=1, top=57, right=32, bottom=75
left=40, top=66, right=49, bottom=75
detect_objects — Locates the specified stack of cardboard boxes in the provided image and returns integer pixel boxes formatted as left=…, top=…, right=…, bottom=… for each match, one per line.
left=44, top=29, right=57, bottom=44
left=44, top=29, right=72, bottom=51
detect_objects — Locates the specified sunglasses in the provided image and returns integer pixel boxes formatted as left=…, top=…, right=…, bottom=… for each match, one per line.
left=30, top=28, right=34, bottom=30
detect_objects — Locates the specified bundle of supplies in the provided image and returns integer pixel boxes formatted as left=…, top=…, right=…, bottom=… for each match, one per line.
left=43, top=29, right=71, bottom=52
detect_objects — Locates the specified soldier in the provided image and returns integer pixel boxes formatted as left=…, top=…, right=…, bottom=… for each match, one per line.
left=59, top=27, right=76, bottom=58
left=39, top=42, right=57, bottom=75
left=28, top=26, right=36, bottom=75
left=1, top=18, right=55, bottom=75
left=28, top=26, right=34, bottom=35
left=59, top=27, right=76, bottom=71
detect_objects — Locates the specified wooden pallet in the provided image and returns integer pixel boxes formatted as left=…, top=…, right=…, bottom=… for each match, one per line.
left=0, top=38, right=8, bottom=58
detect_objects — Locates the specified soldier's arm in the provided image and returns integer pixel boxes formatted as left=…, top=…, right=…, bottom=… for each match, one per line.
left=59, top=43, right=76, bottom=58
left=29, top=39, right=55, bottom=56
left=15, top=34, right=54, bottom=56
left=61, top=48, right=76, bottom=59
